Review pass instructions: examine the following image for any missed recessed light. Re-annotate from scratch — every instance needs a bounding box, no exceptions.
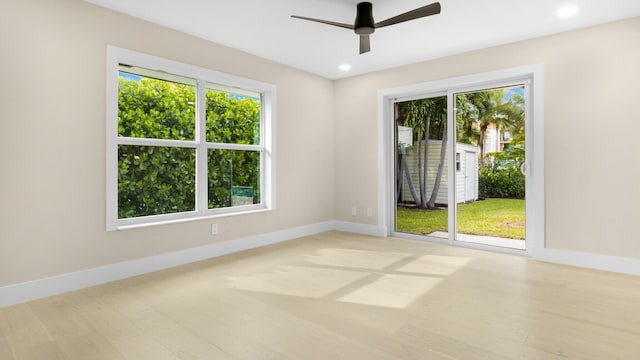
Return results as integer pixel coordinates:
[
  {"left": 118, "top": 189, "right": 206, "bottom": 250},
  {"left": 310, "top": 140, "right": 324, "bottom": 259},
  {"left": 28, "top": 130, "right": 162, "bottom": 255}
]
[
  {"left": 557, "top": 5, "right": 579, "bottom": 18},
  {"left": 339, "top": 63, "right": 351, "bottom": 72}
]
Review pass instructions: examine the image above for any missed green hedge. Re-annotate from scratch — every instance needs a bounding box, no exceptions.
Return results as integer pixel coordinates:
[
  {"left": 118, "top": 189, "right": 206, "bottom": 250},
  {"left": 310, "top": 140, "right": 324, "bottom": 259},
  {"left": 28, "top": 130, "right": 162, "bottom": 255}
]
[
  {"left": 118, "top": 76, "right": 260, "bottom": 219},
  {"left": 478, "top": 160, "right": 525, "bottom": 199}
]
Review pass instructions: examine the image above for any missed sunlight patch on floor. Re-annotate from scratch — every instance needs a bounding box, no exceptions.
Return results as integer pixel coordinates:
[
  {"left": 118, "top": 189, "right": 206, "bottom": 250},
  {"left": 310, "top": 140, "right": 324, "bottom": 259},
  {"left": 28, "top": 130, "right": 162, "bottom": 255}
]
[
  {"left": 396, "top": 255, "right": 471, "bottom": 276},
  {"left": 305, "top": 248, "right": 411, "bottom": 270},
  {"left": 337, "top": 274, "right": 442, "bottom": 309},
  {"left": 223, "top": 265, "right": 369, "bottom": 298},
  {"left": 223, "top": 248, "right": 472, "bottom": 308}
]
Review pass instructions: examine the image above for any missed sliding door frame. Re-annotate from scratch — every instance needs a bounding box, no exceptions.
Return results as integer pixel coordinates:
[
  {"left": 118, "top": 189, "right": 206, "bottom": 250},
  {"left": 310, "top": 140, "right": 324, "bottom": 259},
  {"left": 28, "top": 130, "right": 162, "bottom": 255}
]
[{"left": 378, "top": 64, "right": 544, "bottom": 257}]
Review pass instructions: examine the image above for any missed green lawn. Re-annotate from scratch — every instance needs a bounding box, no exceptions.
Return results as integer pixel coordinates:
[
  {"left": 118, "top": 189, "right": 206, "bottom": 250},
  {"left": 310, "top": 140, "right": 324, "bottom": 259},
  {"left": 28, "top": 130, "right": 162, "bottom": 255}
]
[{"left": 396, "top": 198, "right": 525, "bottom": 239}]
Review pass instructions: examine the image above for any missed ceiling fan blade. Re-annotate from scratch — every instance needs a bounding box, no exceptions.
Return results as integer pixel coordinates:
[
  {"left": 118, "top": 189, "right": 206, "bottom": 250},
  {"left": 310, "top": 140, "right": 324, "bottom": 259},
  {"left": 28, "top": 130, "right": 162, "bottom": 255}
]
[
  {"left": 360, "top": 35, "right": 371, "bottom": 54},
  {"left": 375, "top": 2, "right": 441, "bottom": 28},
  {"left": 291, "top": 15, "right": 354, "bottom": 30}
]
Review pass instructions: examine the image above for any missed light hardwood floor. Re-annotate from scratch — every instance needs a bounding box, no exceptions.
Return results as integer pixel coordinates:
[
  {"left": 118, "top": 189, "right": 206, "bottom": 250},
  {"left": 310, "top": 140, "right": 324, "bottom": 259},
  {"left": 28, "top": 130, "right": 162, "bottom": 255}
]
[{"left": 2, "top": 231, "right": 640, "bottom": 359}]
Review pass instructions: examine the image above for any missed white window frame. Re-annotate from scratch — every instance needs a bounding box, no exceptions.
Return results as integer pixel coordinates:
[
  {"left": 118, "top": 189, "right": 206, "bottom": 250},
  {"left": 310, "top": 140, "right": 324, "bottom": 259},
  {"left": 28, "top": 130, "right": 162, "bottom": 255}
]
[{"left": 106, "top": 46, "right": 276, "bottom": 231}]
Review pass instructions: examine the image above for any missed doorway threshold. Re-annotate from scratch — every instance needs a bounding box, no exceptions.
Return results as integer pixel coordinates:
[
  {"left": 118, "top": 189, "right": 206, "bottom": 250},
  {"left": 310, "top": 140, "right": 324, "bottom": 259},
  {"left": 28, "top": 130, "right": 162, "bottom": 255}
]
[{"left": 428, "top": 231, "right": 525, "bottom": 250}]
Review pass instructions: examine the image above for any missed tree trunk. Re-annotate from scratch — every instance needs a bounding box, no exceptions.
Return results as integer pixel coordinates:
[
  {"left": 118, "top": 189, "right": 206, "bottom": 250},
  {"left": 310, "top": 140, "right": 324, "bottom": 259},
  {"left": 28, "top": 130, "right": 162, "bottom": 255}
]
[
  {"left": 478, "top": 125, "right": 487, "bottom": 168},
  {"left": 397, "top": 152, "right": 404, "bottom": 202},
  {"left": 417, "top": 136, "right": 424, "bottom": 207},
  {"left": 420, "top": 115, "right": 431, "bottom": 208},
  {"left": 401, "top": 149, "right": 420, "bottom": 204},
  {"left": 428, "top": 119, "right": 447, "bottom": 208}
]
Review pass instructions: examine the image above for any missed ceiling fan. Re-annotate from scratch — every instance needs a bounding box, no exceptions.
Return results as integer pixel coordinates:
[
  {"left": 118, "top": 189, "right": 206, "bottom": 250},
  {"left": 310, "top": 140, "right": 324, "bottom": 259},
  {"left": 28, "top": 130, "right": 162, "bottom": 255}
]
[{"left": 291, "top": 2, "right": 441, "bottom": 54}]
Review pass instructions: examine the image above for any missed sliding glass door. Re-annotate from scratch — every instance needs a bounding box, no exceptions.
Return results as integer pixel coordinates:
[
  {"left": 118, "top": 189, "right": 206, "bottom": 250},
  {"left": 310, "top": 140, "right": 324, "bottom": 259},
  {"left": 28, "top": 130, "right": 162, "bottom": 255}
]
[
  {"left": 453, "top": 85, "right": 527, "bottom": 250},
  {"left": 392, "top": 81, "right": 532, "bottom": 252},
  {"left": 394, "top": 95, "right": 448, "bottom": 240}
]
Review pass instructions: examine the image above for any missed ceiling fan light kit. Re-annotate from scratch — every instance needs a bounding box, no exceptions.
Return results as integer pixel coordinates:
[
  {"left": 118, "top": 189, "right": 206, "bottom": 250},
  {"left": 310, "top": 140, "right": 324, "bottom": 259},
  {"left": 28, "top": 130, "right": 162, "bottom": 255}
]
[{"left": 292, "top": 1, "right": 441, "bottom": 54}]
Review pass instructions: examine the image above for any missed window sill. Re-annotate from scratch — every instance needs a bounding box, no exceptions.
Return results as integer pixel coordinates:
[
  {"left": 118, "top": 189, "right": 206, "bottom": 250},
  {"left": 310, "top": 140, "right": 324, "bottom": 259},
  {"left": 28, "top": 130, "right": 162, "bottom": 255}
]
[{"left": 110, "top": 207, "right": 272, "bottom": 231}]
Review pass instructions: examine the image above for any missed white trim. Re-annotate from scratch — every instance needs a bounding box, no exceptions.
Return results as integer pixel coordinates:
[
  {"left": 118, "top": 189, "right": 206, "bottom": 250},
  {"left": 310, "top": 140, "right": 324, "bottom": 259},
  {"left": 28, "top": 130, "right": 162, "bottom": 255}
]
[
  {"left": 334, "top": 221, "right": 386, "bottom": 237},
  {"left": 377, "top": 95, "right": 392, "bottom": 237},
  {"left": 537, "top": 248, "right": 640, "bottom": 276},
  {"left": 451, "top": 239, "right": 530, "bottom": 257},
  {"left": 196, "top": 79, "right": 208, "bottom": 213},
  {"left": 116, "top": 207, "right": 271, "bottom": 231},
  {"left": 393, "top": 232, "right": 449, "bottom": 245},
  {"left": 378, "top": 64, "right": 545, "bottom": 257},
  {"left": 528, "top": 71, "right": 545, "bottom": 257},
  {"left": 116, "top": 137, "right": 198, "bottom": 148},
  {"left": 447, "top": 90, "right": 456, "bottom": 245},
  {"left": 106, "top": 45, "right": 276, "bottom": 231},
  {"left": 392, "top": 231, "right": 529, "bottom": 257},
  {"left": 106, "top": 48, "right": 119, "bottom": 231},
  {"left": 110, "top": 46, "right": 274, "bottom": 94},
  {"left": 0, "top": 221, "right": 334, "bottom": 308},
  {"left": 393, "top": 230, "right": 640, "bottom": 273},
  {"left": 263, "top": 89, "right": 276, "bottom": 211}
]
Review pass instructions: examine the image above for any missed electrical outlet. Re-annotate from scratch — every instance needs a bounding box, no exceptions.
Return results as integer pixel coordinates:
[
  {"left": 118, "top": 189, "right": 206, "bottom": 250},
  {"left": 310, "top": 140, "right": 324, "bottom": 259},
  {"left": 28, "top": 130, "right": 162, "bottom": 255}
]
[
  {"left": 211, "top": 224, "right": 218, "bottom": 235},
  {"left": 351, "top": 207, "right": 357, "bottom": 216},
  {"left": 367, "top": 208, "right": 373, "bottom": 217}
]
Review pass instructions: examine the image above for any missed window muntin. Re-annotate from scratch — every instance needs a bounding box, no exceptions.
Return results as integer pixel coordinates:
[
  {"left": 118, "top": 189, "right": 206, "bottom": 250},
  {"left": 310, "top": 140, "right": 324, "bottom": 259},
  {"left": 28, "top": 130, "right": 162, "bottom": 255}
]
[{"left": 107, "top": 47, "right": 274, "bottom": 230}]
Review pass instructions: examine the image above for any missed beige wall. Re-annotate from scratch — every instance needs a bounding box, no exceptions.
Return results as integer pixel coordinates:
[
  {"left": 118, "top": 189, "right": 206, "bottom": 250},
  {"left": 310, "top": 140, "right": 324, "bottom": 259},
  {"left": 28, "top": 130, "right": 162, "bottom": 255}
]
[
  {"left": 0, "top": 0, "right": 335, "bottom": 286},
  {"left": 334, "top": 17, "right": 640, "bottom": 258}
]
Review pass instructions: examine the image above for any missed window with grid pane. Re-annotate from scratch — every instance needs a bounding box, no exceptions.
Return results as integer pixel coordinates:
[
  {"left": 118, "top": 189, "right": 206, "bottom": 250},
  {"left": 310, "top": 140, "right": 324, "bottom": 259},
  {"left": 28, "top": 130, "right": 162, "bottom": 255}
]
[{"left": 106, "top": 47, "right": 274, "bottom": 230}]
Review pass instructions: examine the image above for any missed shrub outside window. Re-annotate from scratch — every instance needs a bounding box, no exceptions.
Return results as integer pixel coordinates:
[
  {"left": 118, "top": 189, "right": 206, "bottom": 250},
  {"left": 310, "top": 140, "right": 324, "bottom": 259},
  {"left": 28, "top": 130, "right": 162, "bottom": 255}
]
[{"left": 106, "top": 47, "right": 275, "bottom": 230}]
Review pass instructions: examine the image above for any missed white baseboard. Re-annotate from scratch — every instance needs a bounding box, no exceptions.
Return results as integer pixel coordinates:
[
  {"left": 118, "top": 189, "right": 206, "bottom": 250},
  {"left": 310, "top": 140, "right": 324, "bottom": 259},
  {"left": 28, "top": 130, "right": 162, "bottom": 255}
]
[
  {"left": 0, "top": 221, "right": 334, "bottom": 308},
  {"left": 333, "top": 221, "right": 386, "bottom": 237},
  {"left": 536, "top": 247, "right": 640, "bottom": 276}
]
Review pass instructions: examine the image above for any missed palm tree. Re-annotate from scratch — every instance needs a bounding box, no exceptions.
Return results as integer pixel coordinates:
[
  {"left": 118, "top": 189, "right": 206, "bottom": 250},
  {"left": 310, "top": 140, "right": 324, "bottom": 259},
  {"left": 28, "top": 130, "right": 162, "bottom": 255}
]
[
  {"left": 456, "top": 88, "right": 524, "bottom": 164},
  {"left": 396, "top": 97, "right": 446, "bottom": 209},
  {"left": 428, "top": 116, "right": 446, "bottom": 208},
  {"left": 395, "top": 103, "right": 420, "bottom": 204},
  {"left": 397, "top": 88, "right": 523, "bottom": 209}
]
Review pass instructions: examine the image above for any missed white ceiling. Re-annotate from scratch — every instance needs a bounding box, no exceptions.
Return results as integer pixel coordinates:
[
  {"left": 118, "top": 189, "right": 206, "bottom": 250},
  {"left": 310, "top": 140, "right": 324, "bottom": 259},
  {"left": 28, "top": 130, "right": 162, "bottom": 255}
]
[{"left": 85, "top": 0, "right": 640, "bottom": 79}]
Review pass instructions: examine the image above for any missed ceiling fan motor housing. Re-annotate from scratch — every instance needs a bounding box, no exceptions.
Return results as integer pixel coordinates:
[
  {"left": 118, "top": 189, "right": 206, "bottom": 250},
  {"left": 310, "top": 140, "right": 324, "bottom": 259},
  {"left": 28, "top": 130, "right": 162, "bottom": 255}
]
[{"left": 355, "top": 2, "right": 375, "bottom": 35}]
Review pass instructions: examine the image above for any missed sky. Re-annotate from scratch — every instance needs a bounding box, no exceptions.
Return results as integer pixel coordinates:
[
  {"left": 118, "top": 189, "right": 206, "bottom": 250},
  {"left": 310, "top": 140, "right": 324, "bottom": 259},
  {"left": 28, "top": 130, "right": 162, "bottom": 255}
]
[
  {"left": 119, "top": 71, "right": 141, "bottom": 81},
  {"left": 503, "top": 86, "right": 524, "bottom": 102}
]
